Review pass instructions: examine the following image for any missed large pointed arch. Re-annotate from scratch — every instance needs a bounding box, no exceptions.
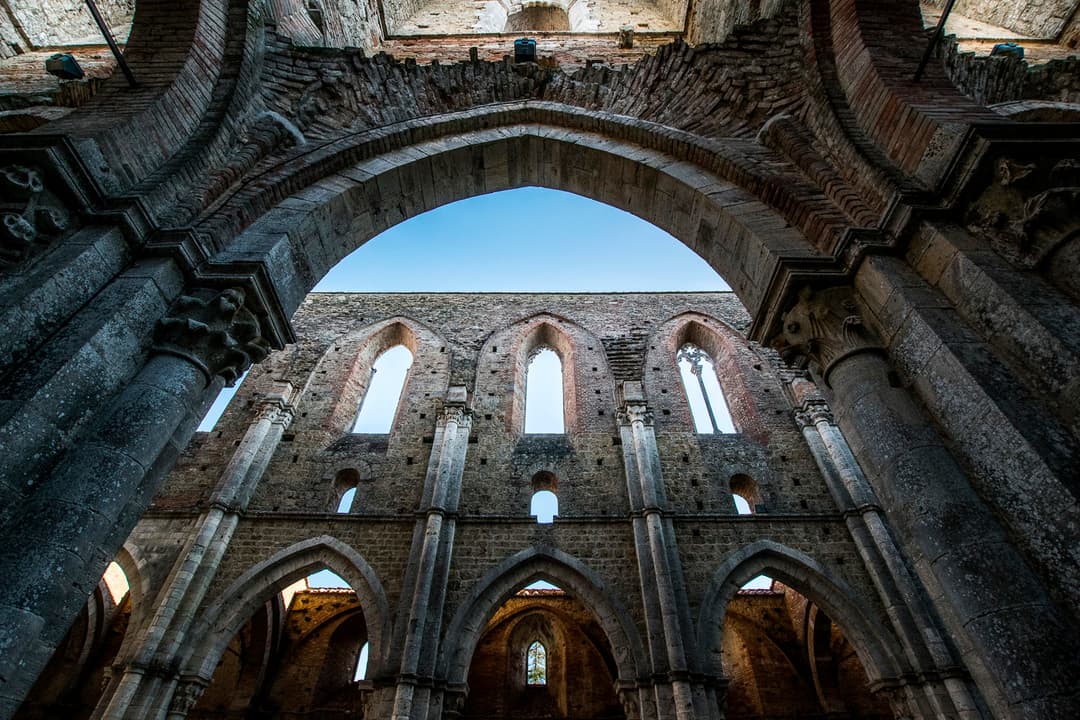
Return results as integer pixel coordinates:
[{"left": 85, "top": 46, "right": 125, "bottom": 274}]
[
  {"left": 438, "top": 547, "right": 649, "bottom": 690},
  {"left": 196, "top": 104, "right": 844, "bottom": 337},
  {"left": 179, "top": 535, "right": 391, "bottom": 685},
  {"left": 695, "top": 540, "right": 905, "bottom": 685}
]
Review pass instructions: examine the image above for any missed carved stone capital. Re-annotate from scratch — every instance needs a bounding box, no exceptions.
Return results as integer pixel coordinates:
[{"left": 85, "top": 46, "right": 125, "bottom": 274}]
[
  {"left": 0, "top": 164, "right": 71, "bottom": 269},
  {"left": 441, "top": 404, "right": 471, "bottom": 427},
  {"left": 966, "top": 155, "right": 1080, "bottom": 268},
  {"left": 168, "top": 677, "right": 208, "bottom": 715},
  {"left": 618, "top": 403, "right": 653, "bottom": 427},
  {"left": 794, "top": 398, "right": 834, "bottom": 428},
  {"left": 773, "top": 286, "right": 883, "bottom": 383},
  {"left": 153, "top": 288, "right": 270, "bottom": 385}
]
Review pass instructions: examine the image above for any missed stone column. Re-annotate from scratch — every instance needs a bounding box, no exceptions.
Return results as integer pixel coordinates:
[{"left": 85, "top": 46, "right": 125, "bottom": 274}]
[
  {"left": 0, "top": 288, "right": 270, "bottom": 720},
  {"left": 790, "top": 378, "right": 980, "bottom": 719},
  {"left": 617, "top": 382, "right": 697, "bottom": 720},
  {"left": 97, "top": 383, "right": 295, "bottom": 720},
  {"left": 390, "top": 389, "right": 471, "bottom": 720},
  {"left": 776, "top": 286, "right": 1080, "bottom": 719}
]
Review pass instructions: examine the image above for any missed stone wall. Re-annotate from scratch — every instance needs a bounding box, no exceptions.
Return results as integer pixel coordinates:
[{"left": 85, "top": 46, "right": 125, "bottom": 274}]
[
  {"left": 0, "top": 0, "right": 133, "bottom": 51},
  {"left": 925, "top": 0, "right": 1079, "bottom": 39},
  {"left": 941, "top": 35, "right": 1080, "bottom": 104}
]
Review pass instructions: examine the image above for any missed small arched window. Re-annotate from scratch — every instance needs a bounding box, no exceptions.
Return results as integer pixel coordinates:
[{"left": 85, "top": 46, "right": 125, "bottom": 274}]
[
  {"left": 526, "top": 640, "right": 547, "bottom": 685},
  {"left": 524, "top": 348, "right": 565, "bottom": 434},
  {"left": 530, "top": 490, "right": 558, "bottom": 524},
  {"left": 337, "top": 487, "right": 356, "bottom": 513},
  {"left": 103, "top": 561, "right": 130, "bottom": 604},
  {"left": 353, "top": 345, "right": 414, "bottom": 433},
  {"left": 677, "top": 344, "right": 735, "bottom": 434},
  {"left": 730, "top": 473, "right": 758, "bottom": 515},
  {"left": 353, "top": 641, "right": 369, "bottom": 682}
]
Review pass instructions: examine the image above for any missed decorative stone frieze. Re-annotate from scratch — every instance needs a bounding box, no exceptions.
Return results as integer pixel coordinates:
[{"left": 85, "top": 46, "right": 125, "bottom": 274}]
[
  {"left": 773, "top": 287, "right": 884, "bottom": 383},
  {"left": 152, "top": 288, "right": 271, "bottom": 385},
  {"left": 167, "top": 677, "right": 208, "bottom": 715},
  {"left": 0, "top": 164, "right": 71, "bottom": 269}
]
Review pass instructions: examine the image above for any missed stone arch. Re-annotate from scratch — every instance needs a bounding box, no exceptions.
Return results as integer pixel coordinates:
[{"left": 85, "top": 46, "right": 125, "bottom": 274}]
[
  {"left": 39, "top": 0, "right": 255, "bottom": 192},
  {"left": 476, "top": 311, "right": 613, "bottom": 435},
  {"left": 695, "top": 540, "right": 904, "bottom": 685},
  {"left": 316, "top": 316, "right": 448, "bottom": 434},
  {"left": 110, "top": 541, "right": 152, "bottom": 662},
  {"left": 438, "top": 547, "right": 649, "bottom": 690},
  {"left": 646, "top": 311, "right": 772, "bottom": 443},
  {"left": 808, "top": 0, "right": 1005, "bottom": 186},
  {"left": 179, "top": 535, "right": 391, "bottom": 685},
  {"left": 198, "top": 104, "right": 841, "bottom": 325}
]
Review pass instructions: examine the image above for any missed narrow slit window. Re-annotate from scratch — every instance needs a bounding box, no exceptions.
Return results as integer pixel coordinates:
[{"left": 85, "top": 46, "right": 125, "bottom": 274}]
[
  {"left": 677, "top": 344, "right": 735, "bottom": 434},
  {"left": 526, "top": 641, "right": 547, "bottom": 685},
  {"left": 337, "top": 487, "right": 356, "bottom": 513},
  {"left": 353, "top": 345, "right": 413, "bottom": 433},
  {"left": 524, "top": 348, "right": 565, "bottom": 433},
  {"left": 102, "top": 561, "right": 129, "bottom": 604},
  {"left": 354, "top": 641, "right": 369, "bottom": 682}
]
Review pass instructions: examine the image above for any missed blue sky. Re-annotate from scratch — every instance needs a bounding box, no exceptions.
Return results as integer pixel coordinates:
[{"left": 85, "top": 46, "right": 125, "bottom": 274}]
[
  {"left": 313, "top": 187, "right": 728, "bottom": 292},
  {"left": 199, "top": 187, "right": 728, "bottom": 431}
]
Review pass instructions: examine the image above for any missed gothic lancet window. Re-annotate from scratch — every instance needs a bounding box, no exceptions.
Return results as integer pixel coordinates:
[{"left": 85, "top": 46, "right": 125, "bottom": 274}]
[
  {"left": 352, "top": 344, "right": 413, "bottom": 433},
  {"left": 526, "top": 640, "right": 547, "bottom": 685},
  {"left": 524, "top": 347, "right": 565, "bottom": 433},
  {"left": 353, "top": 641, "right": 369, "bottom": 682},
  {"left": 677, "top": 344, "right": 735, "bottom": 433}
]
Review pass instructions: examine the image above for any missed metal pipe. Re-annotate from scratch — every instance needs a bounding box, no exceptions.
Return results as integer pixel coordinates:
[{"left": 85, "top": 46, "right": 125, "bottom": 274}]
[
  {"left": 84, "top": 0, "right": 136, "bottom": 88},
  {"left": 914, "top": 0, "right": 958, "bottom": 81}
]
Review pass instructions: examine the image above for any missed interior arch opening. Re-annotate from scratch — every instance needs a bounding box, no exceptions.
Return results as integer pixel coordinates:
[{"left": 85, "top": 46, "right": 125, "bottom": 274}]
[
  {"left": 190, "top": 567, "right": 370, "bottom": 719},
  {"left": 504, "top": 5, "right": 572, "bottom": 32},
  {"left": 462, "top": 579, "right": 624, "bottom": 720},
  {"left": 721, "top": 580, "right": 892, "bottom": 719}
]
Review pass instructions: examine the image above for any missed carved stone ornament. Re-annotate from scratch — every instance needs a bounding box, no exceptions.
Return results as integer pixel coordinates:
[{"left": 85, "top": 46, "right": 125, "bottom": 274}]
[
  {"left": 617, "top": 403, "right": 654, "bottom": 427},
  {"left": 168, "top": 679, "right": 207, "bottom": 715},
  {"left": 0, "top": 164, "right": 71, "bottom": 269},
  {"left": 153, "top": 288, "right": 270, "bottom": 385},
  {"left": 773, "top": 287, "right": 883, "bottom": 383},
  {"left": 966, "top": 156, "right": 1080, "bottom": 268}
]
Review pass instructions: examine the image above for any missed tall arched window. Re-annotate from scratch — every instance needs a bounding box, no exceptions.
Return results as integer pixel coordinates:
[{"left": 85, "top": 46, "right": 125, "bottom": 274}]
[
  {"left": 524, "top": 347, "right": 565, "bottom": 433},
  {"left": 352, "top": 344, "right": 413, "bottom": 433},
  {"left": 353, "top": 641, "right": 369, "bottom": 682},
  {"left": 526, "top": 640, "right": 547, "bottom": 685},
  {"left": 530, "top": 490, "right": 558, "bottom": 524},
  {"left": 677, "top": 344, "right": 735, "bottom": 433}
]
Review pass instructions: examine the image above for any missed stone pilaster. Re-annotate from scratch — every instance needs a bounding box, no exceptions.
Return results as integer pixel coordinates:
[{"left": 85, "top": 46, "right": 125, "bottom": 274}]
[
  {"left": 0, "top": 288, "right": 271, "bottom": 720},
  {"left": 776, "top": 285, "right": 1080, "bottom": 718},
  {"left": 617, "top": 382, "right": 698, "bottom": 720},
  {"left": 98, "top": 384, "right": 295, "bottom": 719},
  {"left": 391, "top": 389, "right": 471, "bottom": 720},
  {"left": 790, "top": 379, "right": 981, "bottom": 719}
]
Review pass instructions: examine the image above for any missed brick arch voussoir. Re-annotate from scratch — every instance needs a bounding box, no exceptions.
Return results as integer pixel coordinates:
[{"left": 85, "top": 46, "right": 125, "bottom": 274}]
[
  {"left": 179, "top": 535, "right": 391, "bottom": 686},
  {"left": 36, "top": 0, "right": 249, "bottom": 192},
  {"left": 204, "top": 104, "right": 836, "bottom": 323},
  {"left": 822, "top": 0, "right": 1005, "bottom": 186},
  {"left": 438, "top": 547, "right": 649, "bottom": 688},
  {"left": 695, "top": 539, "right": 904, "bottom": 684}
]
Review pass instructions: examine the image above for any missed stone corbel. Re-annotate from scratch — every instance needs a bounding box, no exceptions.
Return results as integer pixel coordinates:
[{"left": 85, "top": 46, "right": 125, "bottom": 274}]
[{"left": 152, "top": 288, "right": 271, "bottom": 385}]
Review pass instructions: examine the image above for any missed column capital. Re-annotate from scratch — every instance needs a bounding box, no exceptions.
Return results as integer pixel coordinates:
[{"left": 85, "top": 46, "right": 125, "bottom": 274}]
[
  {"left": 153, "top": 288, "right": 271, "bottom": 385},
  {"left": 774, "top": 286, "right": 884, "bottom": 385},
  {"left": 168, "top": 676, "right": 209, "bottom": 715},
  {"left": 617, "top": 403, "right": 654, "bottom": 427}
]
